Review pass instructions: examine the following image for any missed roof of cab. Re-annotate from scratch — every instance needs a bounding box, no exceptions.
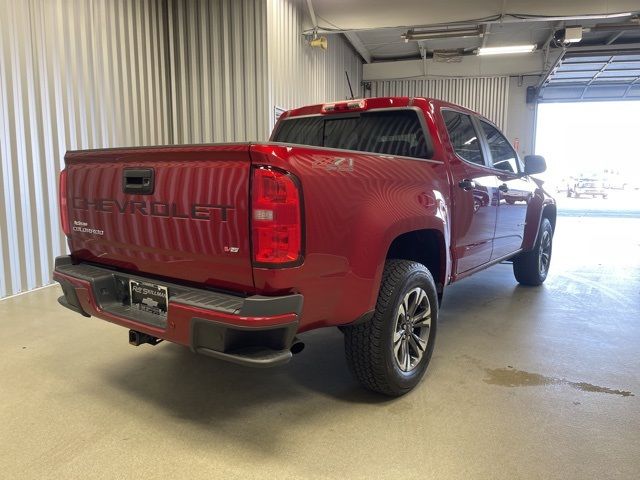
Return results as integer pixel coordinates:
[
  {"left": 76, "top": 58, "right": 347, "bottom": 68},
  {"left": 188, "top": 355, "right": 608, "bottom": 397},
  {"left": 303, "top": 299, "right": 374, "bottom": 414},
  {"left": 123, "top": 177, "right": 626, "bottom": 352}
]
[{"left": 283, "top": 96, "right": 482, "bottom": 120}]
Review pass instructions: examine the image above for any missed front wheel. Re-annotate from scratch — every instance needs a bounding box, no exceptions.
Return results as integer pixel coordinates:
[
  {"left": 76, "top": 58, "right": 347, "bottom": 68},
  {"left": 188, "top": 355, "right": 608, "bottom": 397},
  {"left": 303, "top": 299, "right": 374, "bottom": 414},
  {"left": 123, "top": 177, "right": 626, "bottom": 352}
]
[
  {"left": 344, "top": 260, "right": 438, "bottom": 396},
  {"left": 513, "top": 218, "right": 553, "bottom": 286}
]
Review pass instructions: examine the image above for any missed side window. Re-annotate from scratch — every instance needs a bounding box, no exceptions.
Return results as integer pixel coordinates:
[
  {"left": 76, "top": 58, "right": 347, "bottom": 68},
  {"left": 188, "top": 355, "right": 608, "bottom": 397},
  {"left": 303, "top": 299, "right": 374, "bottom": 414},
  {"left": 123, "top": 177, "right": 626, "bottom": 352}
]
[
  {"left": 357, "top": 110, "right": 428, "bottom": 158},
  {"left": 442, "top": 110, "right": 484, "bottom": 166},
  {"left": 479, "top": 121, "right": 519, "bottom": 174}
]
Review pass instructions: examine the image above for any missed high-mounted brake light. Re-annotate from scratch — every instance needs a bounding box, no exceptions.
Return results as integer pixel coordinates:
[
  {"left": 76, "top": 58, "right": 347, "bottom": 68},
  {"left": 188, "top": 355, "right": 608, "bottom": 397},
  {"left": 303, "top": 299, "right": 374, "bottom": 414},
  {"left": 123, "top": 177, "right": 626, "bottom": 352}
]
[
  {"left": 251, "top": 167, "right": 303, "bottom": 266},
  {"left": 59, "top": 169, "right": 70, "bottom": 236},
  {"left": 322, "top": 99, "right": 366, "bottom": 113}
]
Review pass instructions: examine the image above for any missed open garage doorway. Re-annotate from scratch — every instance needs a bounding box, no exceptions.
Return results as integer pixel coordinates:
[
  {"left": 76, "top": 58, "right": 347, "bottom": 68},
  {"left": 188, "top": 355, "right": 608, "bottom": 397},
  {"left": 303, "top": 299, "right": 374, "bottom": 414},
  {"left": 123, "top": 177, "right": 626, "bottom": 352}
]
[
  {"left": 535, "top": 101, "right": 640, "bottom": 276},
  {"left": 535, "top": 101, "right": 640, "bottom": 218}
]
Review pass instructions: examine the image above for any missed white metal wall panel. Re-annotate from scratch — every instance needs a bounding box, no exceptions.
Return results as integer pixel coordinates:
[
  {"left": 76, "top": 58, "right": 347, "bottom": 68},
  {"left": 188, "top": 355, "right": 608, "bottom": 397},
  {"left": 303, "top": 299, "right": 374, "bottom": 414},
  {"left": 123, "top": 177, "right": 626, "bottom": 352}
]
[
  {"left": 167, "top": 0, "right": 270, "bottom": 143},
  {"left": 0, "top": 0, "right": 362, "bottom": 299},
  {"left": 368, "top": 77, "right": 510, "bottom": 130},
  {"left": 0, "top": 0, "right": 171, "bottom": 298},
  {"left": 267, "top": 0, "right": 363, "bottom": 130}
]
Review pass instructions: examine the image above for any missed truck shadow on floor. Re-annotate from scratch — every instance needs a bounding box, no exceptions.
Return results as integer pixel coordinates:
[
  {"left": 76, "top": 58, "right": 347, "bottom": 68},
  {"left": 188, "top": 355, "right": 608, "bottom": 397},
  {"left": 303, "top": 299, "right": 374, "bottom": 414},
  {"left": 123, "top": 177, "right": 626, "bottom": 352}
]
[
  {"left": 97, "top": 327, "right": 397, "bottom": 452},
  {"left": 101, "top": 267, "right": 532, "bottom": 396},
  {"left": 98, "top": 266, "right": 541, "bottom": 451}
]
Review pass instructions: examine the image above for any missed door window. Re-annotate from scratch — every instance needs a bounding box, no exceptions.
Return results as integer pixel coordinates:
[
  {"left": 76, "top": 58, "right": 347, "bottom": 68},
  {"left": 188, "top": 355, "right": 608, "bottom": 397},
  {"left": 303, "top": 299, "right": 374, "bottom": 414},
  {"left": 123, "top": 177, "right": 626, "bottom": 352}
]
[
  {"left": 442, "top": 110, "right": 485, "bottom": 166},
  {"left": 479, "top": 121, "right": 521, "bottom": 174}
]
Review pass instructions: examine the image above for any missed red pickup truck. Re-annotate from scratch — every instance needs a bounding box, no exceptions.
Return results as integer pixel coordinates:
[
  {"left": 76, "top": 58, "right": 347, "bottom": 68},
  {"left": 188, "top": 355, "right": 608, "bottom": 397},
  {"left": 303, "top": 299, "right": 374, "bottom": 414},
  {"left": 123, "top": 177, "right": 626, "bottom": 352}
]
[{"left": 54, "top": 96, "right": 556, "bottom": 396}]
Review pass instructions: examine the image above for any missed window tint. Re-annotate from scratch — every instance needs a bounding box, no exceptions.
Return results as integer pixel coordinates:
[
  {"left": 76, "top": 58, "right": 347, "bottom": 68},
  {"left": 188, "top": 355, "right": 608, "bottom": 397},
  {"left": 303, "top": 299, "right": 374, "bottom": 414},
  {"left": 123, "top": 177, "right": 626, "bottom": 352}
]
[
  {"left": 479, "top": 121, "right": 519, "bottom": 174},
  {"left": 442, "top": 110, "right": 484, "bottom": 166},
  {"left": 324, "top": 117, "right": 359, "bottom": 150},
  {"left": 273, "top": 110, "right": 429, "bottom": 159},
  {"left": 272, "top": 116, "right": 323, "bottom": 147}
]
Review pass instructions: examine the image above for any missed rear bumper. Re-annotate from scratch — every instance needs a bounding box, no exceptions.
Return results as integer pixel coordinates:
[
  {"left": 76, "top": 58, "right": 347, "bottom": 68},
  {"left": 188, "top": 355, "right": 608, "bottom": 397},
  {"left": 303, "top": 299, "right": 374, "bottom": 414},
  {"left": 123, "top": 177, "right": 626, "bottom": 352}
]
[{"left": 53, "top": 256, "right": 303, "bottom": 367}]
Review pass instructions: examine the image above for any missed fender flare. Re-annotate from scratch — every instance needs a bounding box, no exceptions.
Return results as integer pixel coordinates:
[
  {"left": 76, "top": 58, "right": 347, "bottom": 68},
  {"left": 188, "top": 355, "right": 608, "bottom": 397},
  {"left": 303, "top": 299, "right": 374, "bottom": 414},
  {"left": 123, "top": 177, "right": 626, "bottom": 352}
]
[
  {"left": 522, "top": 195, "right": 557, "bottom": 251},
  {"left": 349, "top": 213, "right": 451, "bottom": 309}
]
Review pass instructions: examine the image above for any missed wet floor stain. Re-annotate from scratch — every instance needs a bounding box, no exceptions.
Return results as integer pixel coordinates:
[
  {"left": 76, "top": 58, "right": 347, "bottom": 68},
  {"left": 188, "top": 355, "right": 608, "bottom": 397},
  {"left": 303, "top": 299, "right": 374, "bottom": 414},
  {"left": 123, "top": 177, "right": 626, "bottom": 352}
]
[{"left": 483, "top": 367, "right": 634, "bottom": 397}]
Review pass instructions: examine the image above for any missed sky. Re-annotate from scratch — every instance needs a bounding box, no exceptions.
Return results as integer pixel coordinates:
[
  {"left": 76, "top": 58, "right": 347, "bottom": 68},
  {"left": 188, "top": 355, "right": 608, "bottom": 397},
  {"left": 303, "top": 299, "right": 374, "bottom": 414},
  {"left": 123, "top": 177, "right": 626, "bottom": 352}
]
[{"left": 535, "top": 101, "right": 640, "bottom": 182}]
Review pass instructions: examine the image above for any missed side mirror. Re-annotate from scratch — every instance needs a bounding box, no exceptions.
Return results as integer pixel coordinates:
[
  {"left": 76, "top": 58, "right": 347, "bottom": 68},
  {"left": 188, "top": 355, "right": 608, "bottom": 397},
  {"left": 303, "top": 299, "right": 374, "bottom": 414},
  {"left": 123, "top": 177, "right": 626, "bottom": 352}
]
[{"left": 524, "top": 155, "right": 546, "bottom": 175}]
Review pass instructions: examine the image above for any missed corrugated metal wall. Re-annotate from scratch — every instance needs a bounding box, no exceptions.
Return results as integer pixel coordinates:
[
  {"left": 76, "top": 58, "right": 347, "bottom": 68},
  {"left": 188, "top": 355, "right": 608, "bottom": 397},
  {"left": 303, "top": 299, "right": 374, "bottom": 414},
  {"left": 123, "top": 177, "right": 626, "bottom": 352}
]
[
  {"left": 0, "top": 0, "right": 171, "bottom": 298},
  {"left": 166, "top": 0, "right": 270, "bottom": 143},
  {"left": 166, "top": 0, "right": 363, "bottom": 142},
  {"left": 267, "top": 0, "right": 363, "bottom": 130},
  {"left": 0, "top": 0, "right": 363, "bottom": 298},
  {"left": 368, "top": 77, "right": 510, "bottom": 130}
]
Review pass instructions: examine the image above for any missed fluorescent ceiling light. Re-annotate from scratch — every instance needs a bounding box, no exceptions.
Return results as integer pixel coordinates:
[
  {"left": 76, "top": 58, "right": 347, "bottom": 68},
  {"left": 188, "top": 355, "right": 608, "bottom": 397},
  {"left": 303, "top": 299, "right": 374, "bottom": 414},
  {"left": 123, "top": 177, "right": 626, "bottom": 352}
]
[
  {"left": 477, "top": 45, "right": 536, "bottom": 55},
  {"left": 402, "top": 27, "right": 482, "bottom": 42}
]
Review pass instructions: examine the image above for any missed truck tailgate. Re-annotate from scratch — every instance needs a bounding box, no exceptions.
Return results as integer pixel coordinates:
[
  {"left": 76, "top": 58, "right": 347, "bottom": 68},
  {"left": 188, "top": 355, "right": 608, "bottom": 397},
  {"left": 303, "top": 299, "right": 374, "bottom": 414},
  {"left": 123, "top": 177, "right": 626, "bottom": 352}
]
[{"left": 63, "top": 144, "right": 253, "bottom": 291}]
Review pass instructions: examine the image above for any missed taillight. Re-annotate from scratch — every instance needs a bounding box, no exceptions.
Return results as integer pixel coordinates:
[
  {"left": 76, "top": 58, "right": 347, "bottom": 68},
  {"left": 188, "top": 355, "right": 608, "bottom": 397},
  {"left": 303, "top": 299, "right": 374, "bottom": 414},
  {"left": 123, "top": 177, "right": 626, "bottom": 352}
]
[
  {"left": 59, "top": 169, "right": 70, "bottom": 236},
  {"left": 251, "top": 166, "right": 303, "bottom": 266}
]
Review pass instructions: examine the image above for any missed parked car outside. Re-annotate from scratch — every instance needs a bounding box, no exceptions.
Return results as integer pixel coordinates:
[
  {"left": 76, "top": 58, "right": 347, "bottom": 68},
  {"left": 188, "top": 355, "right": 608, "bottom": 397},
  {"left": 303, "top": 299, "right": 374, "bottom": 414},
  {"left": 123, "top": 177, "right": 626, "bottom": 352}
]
[{"left": 567, "top": 178, "right": 608, "bottom": 198}]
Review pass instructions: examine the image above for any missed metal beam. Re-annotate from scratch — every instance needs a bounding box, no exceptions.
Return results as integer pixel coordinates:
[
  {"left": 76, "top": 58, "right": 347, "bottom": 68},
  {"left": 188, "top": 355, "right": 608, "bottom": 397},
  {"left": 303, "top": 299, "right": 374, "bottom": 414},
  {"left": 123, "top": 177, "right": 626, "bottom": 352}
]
[
  {"left": 537, "top": 47, "right": 566, "bottom": 88},
  {"left": 481, "top": 24, "right": 491, "bottom": 49},
  {"left": 541, "top": 21, "right": 563, "bottom": 69},
  {"left": 307, "top": 0, "right": 372, "bottom": 63},
  {"left": 307, "top": 9, "right": 638, "bottom": 32},
  {"left": 568, "top": 58, "right": 640, "bottom": 64},
  {"left": 562, "top": 42, "right": 640, "bottom": 55},
  {"left": 343, "top": 31, "right": 372, "bottom": 63},
  {"left": 545, "top": 81, "right": 638, "bottom": 87},
  {"left": 305, "top": 0, "right": 318, "bottom": 28},
  {"left": 553, "top": 67, "right": 640, "bottom": 74}
]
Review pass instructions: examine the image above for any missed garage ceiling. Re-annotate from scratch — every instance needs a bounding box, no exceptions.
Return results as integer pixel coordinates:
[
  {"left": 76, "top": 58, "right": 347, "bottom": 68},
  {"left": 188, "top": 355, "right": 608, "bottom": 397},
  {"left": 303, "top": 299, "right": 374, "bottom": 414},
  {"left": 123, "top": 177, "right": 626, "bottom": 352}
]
[
  {"left": 307, "top": 1, "right": 640, "bottom": 61},
  {"left": 306, "top": 1, "right": 640, "bottom": 101},
  {"left": 351, "top": 20, "right": 640, "bottom": 62}
]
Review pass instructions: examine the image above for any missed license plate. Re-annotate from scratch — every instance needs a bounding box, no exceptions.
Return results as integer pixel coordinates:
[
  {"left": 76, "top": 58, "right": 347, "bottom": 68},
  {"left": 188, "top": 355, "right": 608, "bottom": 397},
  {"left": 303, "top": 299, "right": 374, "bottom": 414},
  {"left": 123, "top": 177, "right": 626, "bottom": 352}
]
[{"left": 129, "top": 280, "right": 168, "bottom": 318}]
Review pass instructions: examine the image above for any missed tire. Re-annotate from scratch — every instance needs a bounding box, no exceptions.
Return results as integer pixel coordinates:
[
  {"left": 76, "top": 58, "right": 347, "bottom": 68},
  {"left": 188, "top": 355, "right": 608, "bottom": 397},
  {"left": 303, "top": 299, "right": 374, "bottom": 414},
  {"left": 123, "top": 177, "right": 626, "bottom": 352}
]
[
  {"left": 513, "top": 217, "right": 553, "bottom": 286},
  {"left": 344, "top": 260, "right": 438, "bottom": 396}
]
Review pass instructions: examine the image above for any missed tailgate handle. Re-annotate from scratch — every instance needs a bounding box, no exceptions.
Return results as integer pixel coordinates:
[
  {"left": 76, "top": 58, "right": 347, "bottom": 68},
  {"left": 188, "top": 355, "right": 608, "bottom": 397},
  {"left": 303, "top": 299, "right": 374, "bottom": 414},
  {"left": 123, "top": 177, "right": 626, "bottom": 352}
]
[{"left": 123, "top": 168, "right": 154, "bottom": 195}]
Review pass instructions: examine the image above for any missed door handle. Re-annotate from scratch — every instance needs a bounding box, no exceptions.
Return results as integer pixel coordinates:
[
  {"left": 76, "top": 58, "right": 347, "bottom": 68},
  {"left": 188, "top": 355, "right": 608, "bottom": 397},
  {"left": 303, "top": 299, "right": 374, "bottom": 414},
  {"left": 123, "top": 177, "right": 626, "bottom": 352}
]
[
  {"left": 458, "top": 179, "right": 476, "bottom": 191},
  {"left": 498, "top": 183, "right": 509, "bottom": 193}
]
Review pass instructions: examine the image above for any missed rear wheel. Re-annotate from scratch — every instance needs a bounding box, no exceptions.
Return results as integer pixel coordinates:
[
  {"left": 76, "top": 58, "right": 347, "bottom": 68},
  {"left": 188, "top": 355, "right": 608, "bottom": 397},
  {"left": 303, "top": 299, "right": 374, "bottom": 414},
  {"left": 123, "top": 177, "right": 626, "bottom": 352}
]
[
  {"left": 344, "top": 260, "right": 437, "bottom": 396},
  {"left": 513, "top": 218, "right": 553, "bottom": 286}
]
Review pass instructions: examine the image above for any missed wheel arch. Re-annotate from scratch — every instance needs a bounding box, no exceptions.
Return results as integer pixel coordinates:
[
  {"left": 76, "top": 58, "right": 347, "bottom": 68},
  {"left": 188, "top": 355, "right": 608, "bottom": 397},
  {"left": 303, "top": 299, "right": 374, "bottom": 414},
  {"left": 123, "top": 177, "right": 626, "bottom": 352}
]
[{"left": 385, "top": 228, "right": 448, "bottom": 299}]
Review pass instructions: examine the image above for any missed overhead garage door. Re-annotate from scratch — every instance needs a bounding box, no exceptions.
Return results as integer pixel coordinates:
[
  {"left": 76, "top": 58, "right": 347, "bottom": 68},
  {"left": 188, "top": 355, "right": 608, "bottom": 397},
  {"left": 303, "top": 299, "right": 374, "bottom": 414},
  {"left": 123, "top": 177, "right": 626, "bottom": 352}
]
[{"left": 539, "top": 48, "right": 640, "bottom": 102}]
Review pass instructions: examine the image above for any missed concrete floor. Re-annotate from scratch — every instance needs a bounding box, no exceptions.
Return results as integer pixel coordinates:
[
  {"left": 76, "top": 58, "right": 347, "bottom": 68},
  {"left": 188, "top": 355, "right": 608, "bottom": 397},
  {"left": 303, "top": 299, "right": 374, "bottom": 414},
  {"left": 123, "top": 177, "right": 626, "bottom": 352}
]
[{"left": 1, "top": 215, "right": 639, "bottom": 480}]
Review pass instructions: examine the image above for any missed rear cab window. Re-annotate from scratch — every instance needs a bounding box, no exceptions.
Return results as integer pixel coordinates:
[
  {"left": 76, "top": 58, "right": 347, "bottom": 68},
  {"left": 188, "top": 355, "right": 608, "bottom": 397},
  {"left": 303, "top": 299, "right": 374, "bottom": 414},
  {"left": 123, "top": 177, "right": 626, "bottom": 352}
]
[{"left": 272, "top": 110, "right": 430, "bottom": 159}]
